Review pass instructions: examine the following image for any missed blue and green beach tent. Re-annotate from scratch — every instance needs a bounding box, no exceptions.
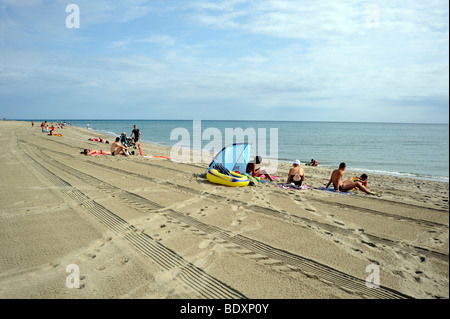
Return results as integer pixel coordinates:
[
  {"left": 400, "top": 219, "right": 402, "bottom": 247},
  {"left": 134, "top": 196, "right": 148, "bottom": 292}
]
[{"left": 209, "top": 143, "right": 251, "bottom": 174}]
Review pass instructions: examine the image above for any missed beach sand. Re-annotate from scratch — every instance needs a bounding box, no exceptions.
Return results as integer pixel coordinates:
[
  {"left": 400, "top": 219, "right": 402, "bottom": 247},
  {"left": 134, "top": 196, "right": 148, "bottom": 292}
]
[{"left": 0, "top": 120, "right": 448, "bottom": 299}]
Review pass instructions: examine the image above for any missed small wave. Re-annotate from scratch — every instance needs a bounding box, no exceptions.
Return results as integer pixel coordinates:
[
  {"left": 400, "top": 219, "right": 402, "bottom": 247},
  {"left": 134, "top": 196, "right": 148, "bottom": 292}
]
[
  {"left": 88, "top": 127, "right": 119, "bottom": 138},
  {"left": 279, "top": 158, "right": 449, "bottom": 183},
  {"left": 350, "top": 167, "right": 449, "bottom": 183}
]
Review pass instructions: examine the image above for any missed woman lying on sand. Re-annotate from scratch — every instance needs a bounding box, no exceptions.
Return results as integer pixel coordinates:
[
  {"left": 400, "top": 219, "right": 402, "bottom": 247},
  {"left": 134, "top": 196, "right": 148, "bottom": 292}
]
[
  {"left": 81, "top": 149, "right": 111, "bottom": 156},
  {"left": 48, "top": 130, "right": 63, "bottom": 137},
  {"left": 89, "top": 137, "right": 109, "bottom": 143}
]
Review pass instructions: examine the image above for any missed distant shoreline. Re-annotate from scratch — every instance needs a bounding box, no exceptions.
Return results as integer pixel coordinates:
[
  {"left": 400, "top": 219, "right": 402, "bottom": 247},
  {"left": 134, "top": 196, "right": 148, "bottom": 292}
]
[
  {"left": 7, "top": 118, "right": 450, "bottom": 125},
  {"left": 8, "top": 119, "right": 449, "bottom": 183}
]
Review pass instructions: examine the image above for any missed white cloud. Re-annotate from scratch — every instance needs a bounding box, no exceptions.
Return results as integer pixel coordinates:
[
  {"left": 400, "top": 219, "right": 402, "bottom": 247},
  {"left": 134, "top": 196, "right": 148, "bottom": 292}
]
[
  {"left": 190, "top": 1, "right": 449, "bottom": 97},
  {"left": 0, "top": 0, "right": 448, "bottom": 122},
  {"left": 138, "top": 34, "right": 176, "bottom": 46}
]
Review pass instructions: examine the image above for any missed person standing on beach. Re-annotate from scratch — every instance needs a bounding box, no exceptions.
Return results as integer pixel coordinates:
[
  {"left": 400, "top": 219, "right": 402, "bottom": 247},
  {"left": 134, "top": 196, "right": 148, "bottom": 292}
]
[
  {"left": 130, "top": 125, "right": 141, "bottom": 143},
  {"left": 326, "top": 163, "right": 375, "bottom": 195}
]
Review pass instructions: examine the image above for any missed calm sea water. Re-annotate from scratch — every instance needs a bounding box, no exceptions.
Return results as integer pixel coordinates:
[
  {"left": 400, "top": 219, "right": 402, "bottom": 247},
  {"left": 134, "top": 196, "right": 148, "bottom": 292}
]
[{"left": 67, "top": 120, "right": 449, "bottom": 182}]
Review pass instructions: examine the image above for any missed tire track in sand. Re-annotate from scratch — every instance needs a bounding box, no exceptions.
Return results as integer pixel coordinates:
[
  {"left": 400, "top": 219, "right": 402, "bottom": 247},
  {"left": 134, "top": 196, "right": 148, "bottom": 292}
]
[
  {"left": 35, "top": 143, "right": 449, "bottom": 264},
  {"left": 16, "top": 140, "right": 246, "bottom": 299},
  {"left": 21, "top": 141, "right": 414, "bottom": 299}
]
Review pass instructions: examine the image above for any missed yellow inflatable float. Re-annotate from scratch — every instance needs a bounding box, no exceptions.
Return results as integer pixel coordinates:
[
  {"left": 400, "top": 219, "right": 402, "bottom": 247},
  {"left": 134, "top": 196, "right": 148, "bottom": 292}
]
[{"left": 207, "top": 168, "right": 250, "bottom": 187}]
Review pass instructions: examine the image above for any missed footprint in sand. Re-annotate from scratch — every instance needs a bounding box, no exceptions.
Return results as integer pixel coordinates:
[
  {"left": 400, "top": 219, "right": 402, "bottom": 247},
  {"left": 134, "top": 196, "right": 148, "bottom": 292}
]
[
  {"left": 231, "top": 210, "right": 247, "bottom": 226},
  {"left": 199, "top": 238, "right": 214, "bottom": 249},
  {"left": 119, "top": 257, "right": 130, "bottom": 265},
  {"left": 198, "top": 207, "right": 208, "bottom": 216}
]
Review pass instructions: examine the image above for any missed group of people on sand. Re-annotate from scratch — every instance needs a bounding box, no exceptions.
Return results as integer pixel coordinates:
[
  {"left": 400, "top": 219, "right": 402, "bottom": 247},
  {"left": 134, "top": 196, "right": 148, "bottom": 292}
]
[
  {"left": 79, "top": 123, "right": 375, "bottom": 195},
  {"left": 246, "top": 156, "right": 376, "bottom": 195},
  {"left": 326, "top": 162, "right": 375, "bottom": 195},
  {"left": 38, "top": 121, "right": 64, "bottom": 136},
  {"left": 82, "top": 125, "right": 141, "bottom": 157}
]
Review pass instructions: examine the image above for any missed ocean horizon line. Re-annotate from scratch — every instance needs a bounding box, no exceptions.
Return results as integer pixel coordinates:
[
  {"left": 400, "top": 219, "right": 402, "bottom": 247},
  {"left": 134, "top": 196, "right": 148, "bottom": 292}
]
[{"left": 8, "top": 119, "right": 450, "bottom": 125}]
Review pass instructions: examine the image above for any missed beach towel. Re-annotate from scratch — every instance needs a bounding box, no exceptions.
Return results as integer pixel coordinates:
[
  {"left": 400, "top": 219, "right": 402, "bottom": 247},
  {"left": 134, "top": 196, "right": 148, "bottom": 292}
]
[
  {"left": 142, "top": 155, "right": 170, "bottom": 159},
  {"left": 318, "top": 187, "right": 353, "bottom": 195},
  {"left": 86, "top": 150, "right": 110, "bottom": 156},
  {"left": 260, "top": 175, "right": 279, "bottom": 180},
  {"left": 243, "top": 173, "right": 259, "bottom": 186},
  {"left": 277, "top": 184, "right": 313, "bottom": 191}
]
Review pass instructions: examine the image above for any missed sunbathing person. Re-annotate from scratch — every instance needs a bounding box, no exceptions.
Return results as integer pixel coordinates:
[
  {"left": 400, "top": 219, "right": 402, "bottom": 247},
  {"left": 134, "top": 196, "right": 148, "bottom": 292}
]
[
  {"left": 286, "top": 160, "right": 305, "bottom": 186},
  {"left": 89, "top": 137, "right": 110, "bottom": 143},
  {"left": 307, "top": 159, "right": 318, "bottom": 166},
  {"left": 48, "top": 130, "right": 63, "bottom": 136},
  {"left": 111, "top": 137, "right": 129, "bottom": 156},
  {"left": 246, "top": 156, "right": 274, "bottom": 181},
  {"left": 81, "top": 149, "right": 111, "bottom": 156},
  {"left": 326, "top": 163, "right": 375, "bottom": 195}
]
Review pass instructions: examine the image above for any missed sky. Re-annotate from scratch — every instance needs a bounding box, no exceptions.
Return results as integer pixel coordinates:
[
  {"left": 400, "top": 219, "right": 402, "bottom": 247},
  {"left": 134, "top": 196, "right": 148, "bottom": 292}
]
[{"left": 0, "top": 0, "right": 448, "bottom": 123}]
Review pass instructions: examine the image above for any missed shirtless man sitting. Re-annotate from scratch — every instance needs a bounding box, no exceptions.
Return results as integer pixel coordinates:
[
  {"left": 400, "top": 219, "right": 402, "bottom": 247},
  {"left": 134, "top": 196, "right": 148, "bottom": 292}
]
[
  {"left": 326, "top": 163, "right": 375, "bottom": 195},
  {"left": 110, "top": 137, "right": 129, "bottom": 156}
]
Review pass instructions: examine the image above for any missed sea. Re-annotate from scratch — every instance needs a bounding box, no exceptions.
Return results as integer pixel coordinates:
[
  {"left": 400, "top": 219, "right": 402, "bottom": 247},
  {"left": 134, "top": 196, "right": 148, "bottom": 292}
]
[{"left": 63, "top": 120, "right": 449, "bottom": 183}]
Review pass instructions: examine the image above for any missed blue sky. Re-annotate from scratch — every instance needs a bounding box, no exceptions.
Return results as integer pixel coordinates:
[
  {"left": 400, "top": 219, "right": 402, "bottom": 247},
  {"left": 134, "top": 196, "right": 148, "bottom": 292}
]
[{"left": 0, "top": 0, "right": 448, "bottom": 123}]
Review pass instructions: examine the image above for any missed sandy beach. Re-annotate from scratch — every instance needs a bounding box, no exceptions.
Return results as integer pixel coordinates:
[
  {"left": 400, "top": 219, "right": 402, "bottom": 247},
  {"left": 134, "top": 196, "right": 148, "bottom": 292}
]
[{"left": 0, "top": 120, "right": 448, "bottom": 300}]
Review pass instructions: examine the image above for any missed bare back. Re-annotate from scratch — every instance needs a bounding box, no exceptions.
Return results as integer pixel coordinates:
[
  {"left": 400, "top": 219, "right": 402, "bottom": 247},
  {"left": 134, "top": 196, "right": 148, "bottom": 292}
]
[{"left": 330, "top": 169, "right": 344, "bottom": 190}]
